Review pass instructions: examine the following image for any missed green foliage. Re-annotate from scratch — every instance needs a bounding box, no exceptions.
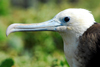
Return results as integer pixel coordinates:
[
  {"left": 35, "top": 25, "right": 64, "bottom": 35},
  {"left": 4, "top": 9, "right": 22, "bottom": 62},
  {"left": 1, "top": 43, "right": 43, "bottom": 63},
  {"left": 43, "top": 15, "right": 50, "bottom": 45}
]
[
  {"left": 0, "top": 0, "right": 10, "bottom": 15},
  {"left": 0, "top": 58, "right": 14, "bottom": 67},
  {"left": 0, "top": 0, "right": 100, "bottom": 67},
  {"left": 0, "top": 23, "right": 6, "bottom": 42}
]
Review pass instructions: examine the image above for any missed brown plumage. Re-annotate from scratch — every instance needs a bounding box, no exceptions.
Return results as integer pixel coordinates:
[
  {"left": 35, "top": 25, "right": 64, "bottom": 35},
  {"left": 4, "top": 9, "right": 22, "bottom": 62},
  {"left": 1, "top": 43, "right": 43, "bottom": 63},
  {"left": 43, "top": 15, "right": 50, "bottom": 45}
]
[{"left": 76, "top": 23, "right": 100, "bottom": 67}]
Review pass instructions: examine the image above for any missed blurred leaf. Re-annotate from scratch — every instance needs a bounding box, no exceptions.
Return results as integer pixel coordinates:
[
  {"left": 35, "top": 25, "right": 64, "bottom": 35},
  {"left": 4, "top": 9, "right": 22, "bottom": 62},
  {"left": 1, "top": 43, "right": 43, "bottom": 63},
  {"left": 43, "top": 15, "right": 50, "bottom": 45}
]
[
  {"left": 0, "top": 58, "right": 14, "bottom": 67},
  {"left": 60, "top": 60, "right": 64, "bottom": 66}
]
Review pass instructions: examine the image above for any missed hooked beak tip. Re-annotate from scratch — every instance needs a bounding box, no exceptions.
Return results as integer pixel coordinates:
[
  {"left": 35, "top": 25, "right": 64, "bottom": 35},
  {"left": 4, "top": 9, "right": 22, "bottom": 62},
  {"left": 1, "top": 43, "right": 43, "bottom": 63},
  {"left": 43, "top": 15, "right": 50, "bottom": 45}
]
[{"left": 6, "top": 24, "right": 18, "bottom": 37}]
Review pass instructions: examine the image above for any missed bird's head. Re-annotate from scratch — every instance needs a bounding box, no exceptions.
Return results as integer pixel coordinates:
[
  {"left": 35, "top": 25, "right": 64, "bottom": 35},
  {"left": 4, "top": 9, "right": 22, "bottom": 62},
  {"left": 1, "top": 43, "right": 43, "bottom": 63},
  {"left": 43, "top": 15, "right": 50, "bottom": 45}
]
[
  {"left": 6, "top": 8, "right": 95, "bottom": 37},
  {"left": 6, "top": 8, "right": 96, "bottom": 67}
]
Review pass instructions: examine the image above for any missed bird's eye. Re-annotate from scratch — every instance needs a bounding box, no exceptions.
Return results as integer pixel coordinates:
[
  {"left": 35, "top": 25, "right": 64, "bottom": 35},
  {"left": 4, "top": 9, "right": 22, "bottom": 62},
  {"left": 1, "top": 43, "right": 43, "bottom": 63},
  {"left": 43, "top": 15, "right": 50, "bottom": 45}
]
[{"left": 63, "top": 17, "right": 70, "bottom": 22}]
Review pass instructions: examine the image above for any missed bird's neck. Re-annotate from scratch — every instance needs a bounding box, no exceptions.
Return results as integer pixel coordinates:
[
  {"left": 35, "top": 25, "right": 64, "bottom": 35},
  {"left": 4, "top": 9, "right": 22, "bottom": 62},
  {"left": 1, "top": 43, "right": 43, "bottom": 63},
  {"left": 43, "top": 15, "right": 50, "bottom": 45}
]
[{"left": 60, "top": 32, "right": 81, "bottom": 67}]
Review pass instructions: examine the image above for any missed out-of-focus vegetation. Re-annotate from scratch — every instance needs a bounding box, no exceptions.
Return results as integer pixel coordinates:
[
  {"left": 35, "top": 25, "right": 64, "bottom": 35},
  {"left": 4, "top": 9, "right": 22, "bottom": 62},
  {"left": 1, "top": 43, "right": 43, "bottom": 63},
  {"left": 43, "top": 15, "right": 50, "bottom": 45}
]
[{"left": 0, "top": 0, "right": 100, "bottom": 67}]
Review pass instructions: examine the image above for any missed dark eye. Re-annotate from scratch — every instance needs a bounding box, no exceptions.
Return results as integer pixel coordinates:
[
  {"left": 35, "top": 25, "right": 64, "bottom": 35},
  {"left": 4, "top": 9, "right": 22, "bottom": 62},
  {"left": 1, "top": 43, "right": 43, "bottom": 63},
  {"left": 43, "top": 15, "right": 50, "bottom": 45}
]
[{"left": 63, "top": 17, "right": 70, "bottom": 22}]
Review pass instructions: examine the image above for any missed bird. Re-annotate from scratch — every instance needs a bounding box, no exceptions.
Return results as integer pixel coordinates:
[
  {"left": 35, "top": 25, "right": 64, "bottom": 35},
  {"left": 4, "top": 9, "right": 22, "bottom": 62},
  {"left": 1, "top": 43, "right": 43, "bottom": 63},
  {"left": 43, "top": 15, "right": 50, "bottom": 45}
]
[{"left": 6, "top": 8, "right": 100, "bottom": 67}]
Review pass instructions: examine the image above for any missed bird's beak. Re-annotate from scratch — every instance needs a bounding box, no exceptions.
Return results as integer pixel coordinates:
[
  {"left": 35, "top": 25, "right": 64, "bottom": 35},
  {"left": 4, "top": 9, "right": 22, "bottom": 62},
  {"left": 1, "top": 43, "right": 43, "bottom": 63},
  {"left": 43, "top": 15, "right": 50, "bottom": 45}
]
[{"left": 6, "top": 19, "right": 62, "bottom": 36}]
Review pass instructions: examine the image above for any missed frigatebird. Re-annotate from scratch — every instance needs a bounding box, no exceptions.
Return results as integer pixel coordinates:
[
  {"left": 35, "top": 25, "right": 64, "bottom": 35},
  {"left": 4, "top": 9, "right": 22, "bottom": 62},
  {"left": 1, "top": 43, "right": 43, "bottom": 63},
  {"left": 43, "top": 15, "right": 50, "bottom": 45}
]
[{"left": 6, "top": 8, "right": 100, "bottom": 67}]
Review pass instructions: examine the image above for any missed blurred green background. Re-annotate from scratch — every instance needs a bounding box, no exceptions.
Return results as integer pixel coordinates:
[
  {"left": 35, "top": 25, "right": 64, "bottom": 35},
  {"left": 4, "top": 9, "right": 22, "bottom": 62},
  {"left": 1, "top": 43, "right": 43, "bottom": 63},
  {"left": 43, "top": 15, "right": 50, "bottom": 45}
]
[{"left": 0, "top": 0, "right": 100, "bottom": 67}]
